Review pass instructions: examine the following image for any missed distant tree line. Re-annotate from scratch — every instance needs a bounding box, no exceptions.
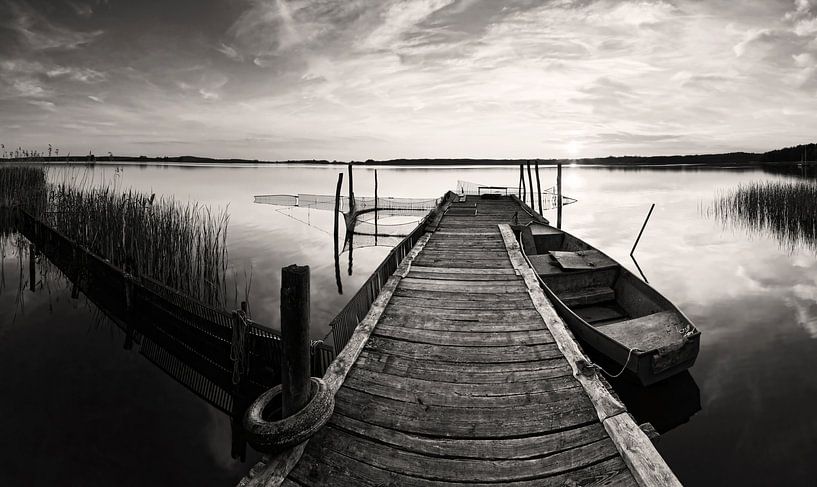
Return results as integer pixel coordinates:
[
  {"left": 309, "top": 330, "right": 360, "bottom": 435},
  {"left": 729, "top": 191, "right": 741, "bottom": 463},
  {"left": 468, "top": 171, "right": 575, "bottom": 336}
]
[{"left": 759, "top": 143, "right": 817, "bottom": 163}]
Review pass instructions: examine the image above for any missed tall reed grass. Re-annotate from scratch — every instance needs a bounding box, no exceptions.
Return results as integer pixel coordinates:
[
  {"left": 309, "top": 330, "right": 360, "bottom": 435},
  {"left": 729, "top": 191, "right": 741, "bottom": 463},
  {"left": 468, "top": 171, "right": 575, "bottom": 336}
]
[
  {"left": 709, "top": 179, "right": 817, "bottom": 252},
  {"left": 1, "top": 165, "right": 230, "bottom": 306}
]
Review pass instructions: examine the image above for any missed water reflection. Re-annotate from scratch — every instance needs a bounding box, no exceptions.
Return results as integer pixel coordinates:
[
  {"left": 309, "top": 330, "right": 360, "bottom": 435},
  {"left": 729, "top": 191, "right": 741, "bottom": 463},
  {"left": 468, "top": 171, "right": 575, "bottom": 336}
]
[
  {"left": 609, "top": 372, "right": 701, "bottom": 435},
  {"left": 0, "top": 220, "right": 259, "bottom": 485}
]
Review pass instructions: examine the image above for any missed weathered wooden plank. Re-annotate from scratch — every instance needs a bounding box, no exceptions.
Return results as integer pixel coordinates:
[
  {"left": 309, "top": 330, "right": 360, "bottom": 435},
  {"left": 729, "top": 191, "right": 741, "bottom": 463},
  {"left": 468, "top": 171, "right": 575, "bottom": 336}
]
[
  {"left": 392, "top": 288, "right": 531, "bottom": 302},
  {"left": 408, "top": 265, "right": 517, "bottom": 275},
  {"left": 355, "top": 349, "right": 572, "bottom": 384},
  {"left": 378, "top": 313, "right": 546, "bottom": 332},
  {"left": 603, "top": 413, "right": 683, "bottom": 487},
  {"left": 387, "top": 295, "right": 534, "bottom": 310},
  {"left": 407, "top": 270, "right": 520, "bottom": 281},
  {"left": 294, "top": 442, "right": 635, "bottom": 487},
  {"left": 398, "top": 278, "right": 527, "bottom": 294},
  {"left": 410, "top": 258, "right": 512, "bottom": 269},
  {"left": 365, "top": 336, "right": 565, "bottom": 363},
  {"left": 334, "top": 387, "right": 597, "bottom": 437},
  {"left": 317, "top": 424, "right": 623, "bottom": 484},
  {"left": 382, "top": 305, "right": 541, "bottom": 321},
  {"left": 343, "top": 366, "right": 580, "bottom": 407},
  {"left": 329, "top": 414, "right": 609, "bottom": 460},
  {"left": 373, "top": 323, "right": 554, "bottom": 347}
]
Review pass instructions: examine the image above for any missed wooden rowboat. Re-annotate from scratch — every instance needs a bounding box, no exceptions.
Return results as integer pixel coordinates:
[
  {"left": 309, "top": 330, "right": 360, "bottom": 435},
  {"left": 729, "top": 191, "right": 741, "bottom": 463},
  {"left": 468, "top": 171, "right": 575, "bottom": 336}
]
[{"left": 516, "top": 222, "right": 700, "bottom": 386}]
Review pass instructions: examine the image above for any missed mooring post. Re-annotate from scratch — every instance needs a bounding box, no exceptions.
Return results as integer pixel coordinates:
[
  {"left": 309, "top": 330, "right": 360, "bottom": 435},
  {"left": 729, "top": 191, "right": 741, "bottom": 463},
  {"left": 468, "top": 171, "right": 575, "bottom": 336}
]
[
  {"left": 630, "top": 203, "right": 656, "bottom": 256},
  {"left": 333, "top": 172, "right": 344, "bottom": 294},
  {"left": 347, "top": 162, "right": 355, "bottom": 214},
  {"left": 519, "top": 164, "right": 526, "bottom": 201},
  {"left": 280, "top": 264, "right": 311, "bottom": 418},
  {"left": 374, "top": 169, "right": 378, "bottom": 247},
  {"left": 526, "top": 161, "right": 535, "bottom": 209},
  {"left": 535, "top": 160, "right": 543, "bottom": 215},
  {"left": 28, "top": 243, "right": 35, "bottom": 292},
  {"left": 557, "top": 163, "right": 563, "bottom": 229}
]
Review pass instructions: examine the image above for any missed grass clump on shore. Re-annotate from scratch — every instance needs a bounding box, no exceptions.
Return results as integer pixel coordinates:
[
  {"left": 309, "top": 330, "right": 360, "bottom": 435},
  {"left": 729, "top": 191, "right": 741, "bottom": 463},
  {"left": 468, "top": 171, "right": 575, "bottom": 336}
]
[{"left": 710, "top": 179, "right": 817, "bottom": 252}]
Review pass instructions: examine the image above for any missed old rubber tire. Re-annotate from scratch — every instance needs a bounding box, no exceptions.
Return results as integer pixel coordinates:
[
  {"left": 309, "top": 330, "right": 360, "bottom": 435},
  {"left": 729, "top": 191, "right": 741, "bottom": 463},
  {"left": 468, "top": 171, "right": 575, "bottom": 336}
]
[{"left": 243, "top": 377, "right": 334, "bottom": 453}]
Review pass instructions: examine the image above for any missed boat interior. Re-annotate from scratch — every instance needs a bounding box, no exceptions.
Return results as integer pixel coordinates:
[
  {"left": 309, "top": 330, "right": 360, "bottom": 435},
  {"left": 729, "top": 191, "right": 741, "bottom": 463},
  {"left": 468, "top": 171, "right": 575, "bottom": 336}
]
[{"left": 521, "top": 222, "right": 691, "bottom": 352}]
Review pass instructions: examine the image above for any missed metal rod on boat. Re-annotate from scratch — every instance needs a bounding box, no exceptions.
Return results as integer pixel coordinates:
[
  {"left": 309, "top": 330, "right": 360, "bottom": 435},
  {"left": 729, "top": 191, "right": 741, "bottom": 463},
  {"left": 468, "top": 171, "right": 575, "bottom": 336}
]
[
  {"left": 557, "top": 164, "right": 563, "bottom": 229},
  {"left": 535, "top": 160, "right": 543, "bottom": 215},
  {"left": 630, "top": 203, "right": 656, "bottom": 256}
]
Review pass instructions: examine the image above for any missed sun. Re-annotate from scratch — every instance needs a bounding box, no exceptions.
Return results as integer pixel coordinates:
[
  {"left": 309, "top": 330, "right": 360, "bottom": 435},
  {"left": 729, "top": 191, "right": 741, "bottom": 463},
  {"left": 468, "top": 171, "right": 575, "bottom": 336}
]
[{"left": 565, "top": 140, "right": 581, "bottom": 158}]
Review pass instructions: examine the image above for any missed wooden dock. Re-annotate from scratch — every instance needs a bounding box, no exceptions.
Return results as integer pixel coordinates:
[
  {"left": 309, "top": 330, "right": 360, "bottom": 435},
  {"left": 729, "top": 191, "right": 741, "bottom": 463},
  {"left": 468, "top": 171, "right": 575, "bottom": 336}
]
[{"left": 245, "top": 196, "right": 680, "bottom": 486}]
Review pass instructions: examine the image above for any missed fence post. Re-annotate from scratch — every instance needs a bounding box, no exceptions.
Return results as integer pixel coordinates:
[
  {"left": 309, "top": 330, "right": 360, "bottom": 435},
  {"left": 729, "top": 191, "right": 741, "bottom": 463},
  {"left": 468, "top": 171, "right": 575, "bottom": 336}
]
[{"left": 281, "top": 264, "right": 311, "bottom": 418}]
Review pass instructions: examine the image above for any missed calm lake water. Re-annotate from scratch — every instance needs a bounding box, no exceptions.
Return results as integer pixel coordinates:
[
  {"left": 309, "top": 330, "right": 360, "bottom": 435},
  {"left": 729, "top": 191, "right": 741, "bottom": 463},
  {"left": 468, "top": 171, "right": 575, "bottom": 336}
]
[{"left": 2, "top": 163, "right": 817, "bottom": 486}]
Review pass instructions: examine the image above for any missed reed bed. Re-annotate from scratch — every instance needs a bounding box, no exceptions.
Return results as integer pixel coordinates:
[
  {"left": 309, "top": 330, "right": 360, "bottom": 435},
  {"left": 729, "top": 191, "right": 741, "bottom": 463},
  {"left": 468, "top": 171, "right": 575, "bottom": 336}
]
[
  {"left": 709, "top": 179, "right": 817, "bottom": 252},
  {"left": 0, "top": 165, "right": 47, "bottom": 212},
  {"left": 1, "top": 165, "right": 231, "bottom": 307},
  {"left": 46, "top": 183, "right": 229, "bottom": 306}
]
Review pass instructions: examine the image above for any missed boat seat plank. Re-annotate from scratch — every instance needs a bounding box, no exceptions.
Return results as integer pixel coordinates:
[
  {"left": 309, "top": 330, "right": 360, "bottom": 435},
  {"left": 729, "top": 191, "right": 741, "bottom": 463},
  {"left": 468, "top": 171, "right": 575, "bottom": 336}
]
[
  {"left": 551, "top": 250, "right": 618, "bottom": 271},
  {"left": 596, "top": 311, "right": 688, "bottom": 351},
  {"left": 557, "top": 286, "right": 615, "bottom": 307},
  {"left": 574, "top": 304, "right": 627, "bottom": 324}
]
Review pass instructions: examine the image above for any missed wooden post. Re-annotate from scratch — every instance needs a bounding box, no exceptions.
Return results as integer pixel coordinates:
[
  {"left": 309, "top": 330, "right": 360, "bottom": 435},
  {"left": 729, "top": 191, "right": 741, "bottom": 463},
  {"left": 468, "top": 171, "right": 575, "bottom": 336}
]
[
  {"left": 280, "top": 264, "right": 311, "bottom": 418},
  {"left": 374, "top": 169, "right": 378, "bottom": 247},
  {"left": 519, "top": 164, "right": 526, "bottom": 201},
  {"left": 347, "top": 162, "right": 355, "bottom": 214},
  {"left": 557, "top": 163, "right": 563, "bottom": 229},
  {"left": 526, "top": 161, "right": 535, "bottom": 209},
  {"left": 333, "top": 173, "right": 344, "bottom": 295},
  {"left": 28, "top": 243, "right": 35, "bottom": 292},
  {"left": 535, "top": 160, "right": 543, "bottom": 215}
]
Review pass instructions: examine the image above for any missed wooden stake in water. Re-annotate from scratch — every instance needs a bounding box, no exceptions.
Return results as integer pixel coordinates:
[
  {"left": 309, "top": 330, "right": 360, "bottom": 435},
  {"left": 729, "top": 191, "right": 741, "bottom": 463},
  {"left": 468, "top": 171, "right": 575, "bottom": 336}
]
[
  {"left": 557, "top": 164, "right": 563, "bottom": 229},
  {"left": 374, "top": 169, "right": 378, "bottom": 247},
  {"left": 519, "top": 164, "right": 526, "bottom": 201},
  {"left": 347, "top": 162, "right": 355, "bottom": 214},
  {"left": 333, "top": 173, "right": 344, "bottom": 295},
  {"left": 280, "top": 264, "right": 311, "bottom": 418},
  {"left": 526, "top": 161, "right": 535, "bottom": 209}
]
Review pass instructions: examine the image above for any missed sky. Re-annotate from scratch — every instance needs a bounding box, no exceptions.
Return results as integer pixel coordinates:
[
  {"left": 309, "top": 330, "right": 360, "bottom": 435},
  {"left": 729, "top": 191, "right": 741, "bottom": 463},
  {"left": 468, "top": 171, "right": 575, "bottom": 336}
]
[{"left": 0, "top": 0, "right": 816, "bottom": 160}]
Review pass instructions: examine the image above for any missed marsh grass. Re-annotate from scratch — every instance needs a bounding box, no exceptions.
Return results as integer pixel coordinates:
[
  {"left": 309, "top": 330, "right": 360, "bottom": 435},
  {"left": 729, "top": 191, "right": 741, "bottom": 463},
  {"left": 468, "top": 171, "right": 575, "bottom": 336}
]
[
  {"left": 1, "top": 165, "right": 231, "bottom": 307},
  {"left": 709, "top": 179, "right": 817, "bottom": 252}
]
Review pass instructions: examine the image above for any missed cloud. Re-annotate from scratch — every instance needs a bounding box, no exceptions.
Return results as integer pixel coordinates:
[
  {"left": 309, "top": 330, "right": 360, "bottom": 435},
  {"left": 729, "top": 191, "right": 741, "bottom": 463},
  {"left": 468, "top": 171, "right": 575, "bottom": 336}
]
[
  {"left": 46, "top": 66, "right": 106, "bottom": 83},
  {"left": 67, "top": 1, "right": 94, "bottom": 18},
  {"left": 87, "top": 95, "right": 103, "bottom": 103},
  {"left": 362, "top": 0, "right": 456, "bottom": 50},
  {"left": 4, "top": 1, "right": 103, "bottom": 50},
  {"left": 28, "top": 99, "right": 56, "bottom": 111},
  {"left": 216, "top": 43, "right": 242, "bottom": 61},
  {"left": 12, "top": 78, "right": 48, "bottom": 97}
]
